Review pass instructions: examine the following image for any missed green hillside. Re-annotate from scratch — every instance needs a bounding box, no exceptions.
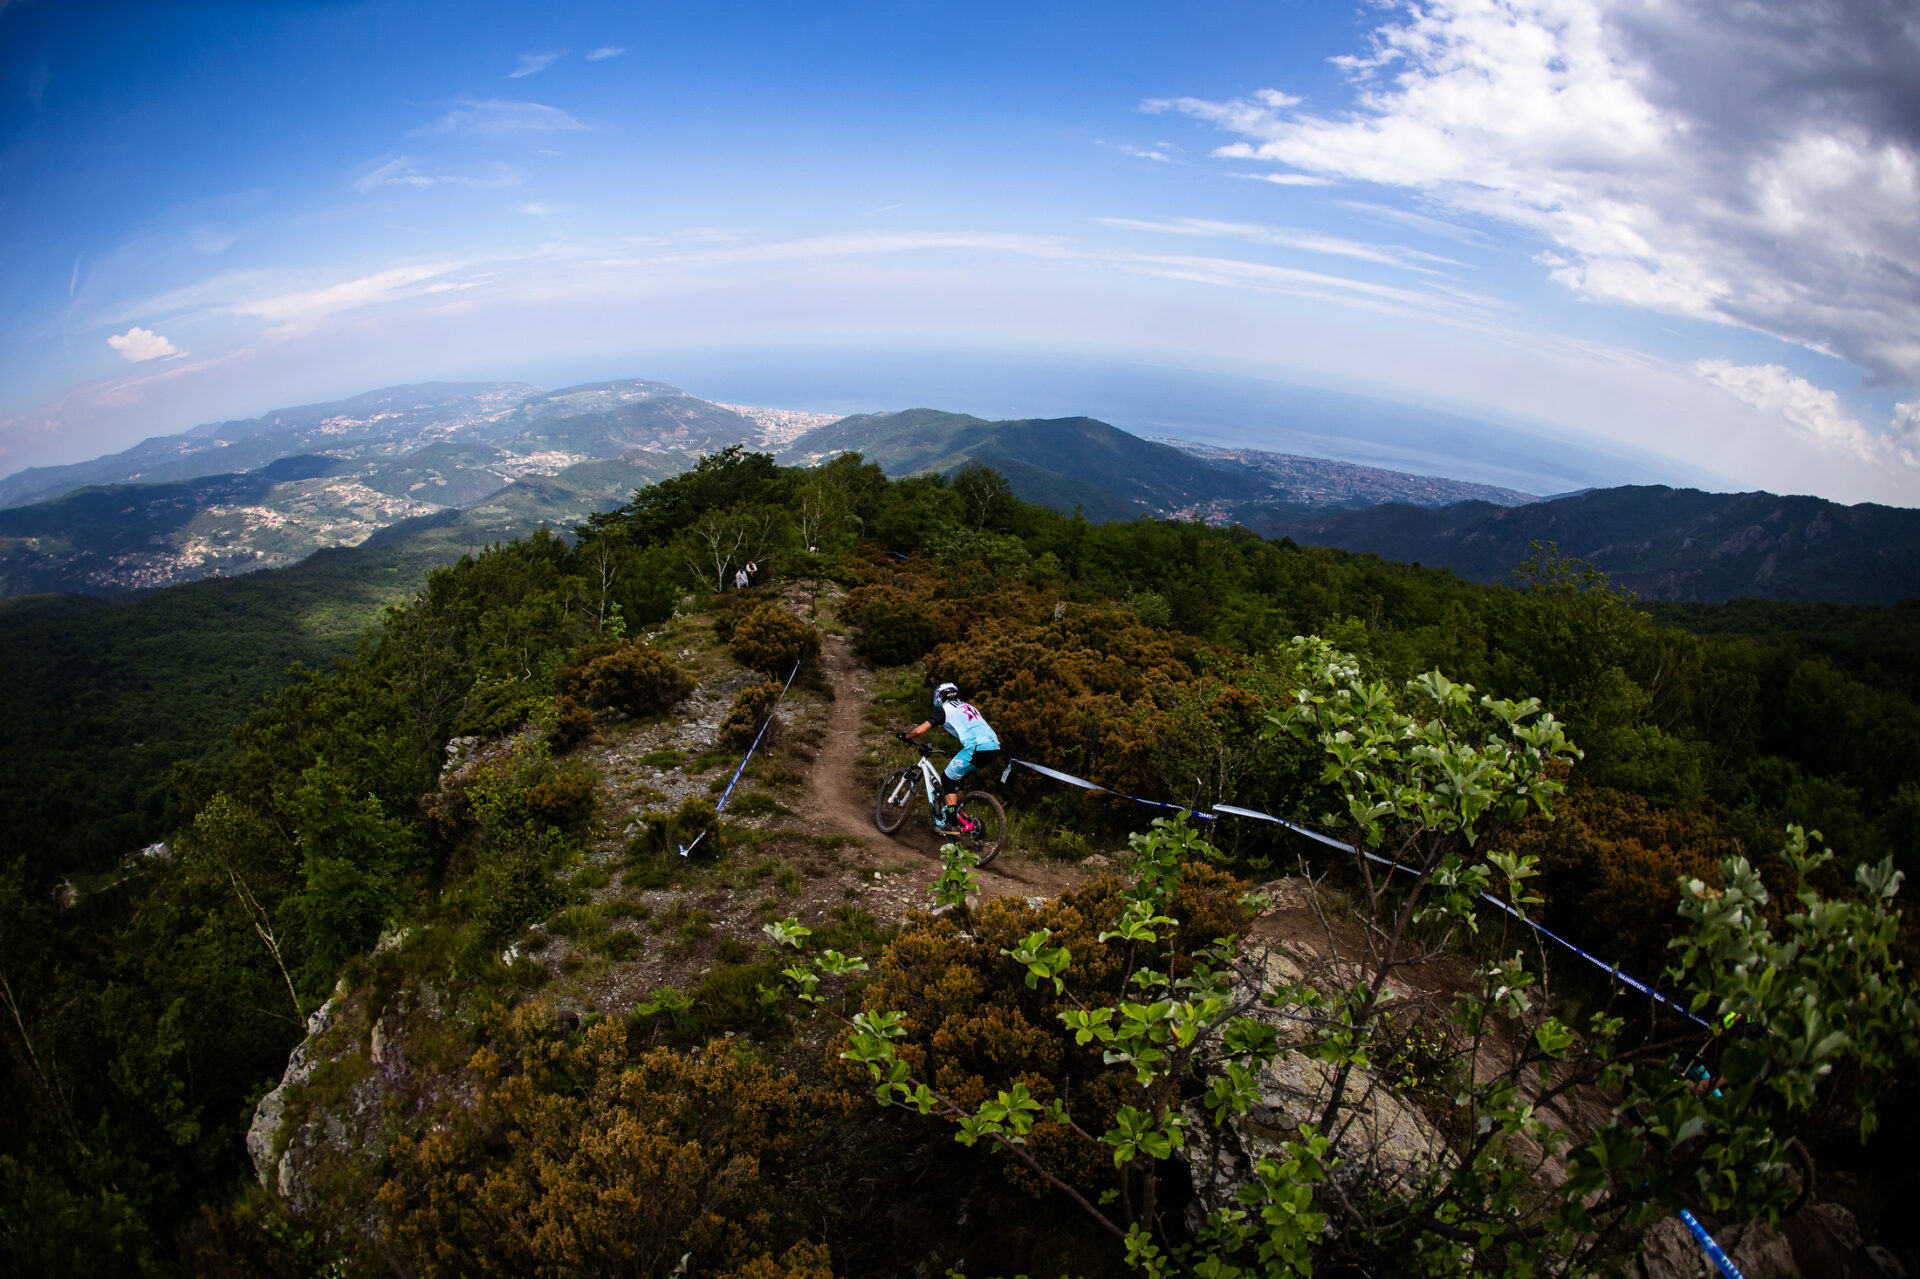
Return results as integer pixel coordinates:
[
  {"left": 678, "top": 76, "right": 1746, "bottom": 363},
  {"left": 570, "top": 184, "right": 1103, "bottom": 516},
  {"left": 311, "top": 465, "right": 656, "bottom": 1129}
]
[
  {"left": 1252, "top": 484, "right": 1920, "bottom": 604},
  {"left": 3, "top": 448, "right": 1915, "bottom": 1276},
  {"left": 0, "top": 450, "right": 682, "bottom": 875}
]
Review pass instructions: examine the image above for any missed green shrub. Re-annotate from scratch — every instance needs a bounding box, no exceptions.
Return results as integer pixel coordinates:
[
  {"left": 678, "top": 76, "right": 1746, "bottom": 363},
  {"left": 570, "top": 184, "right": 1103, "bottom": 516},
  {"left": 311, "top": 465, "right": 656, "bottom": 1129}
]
[
  {"left": 454, "top": 680, "right": 545, "bottom": 738},
  {"left": 559, "top": 641, "right": 695, "bottom": 718},
  {"left": 707, "top": 590, "right": 763, "bottom": 645},
  {"left": 726, "top": 790, "right": 789, "bottom": 818},
  {"left": 719, "top": 680, "right": 784, "bottom": 750},
  {"left": 727, "top": 605, "right": 819, "bottom": 679},
  {"left": 524, "top": 765, "right": 599, "bottom": 831},
  {"left": 848, "top": 590, "right": 939, "bottom": 665},
  {"left": 545, "top": 695, "right": 597, "bottom": 751},
  {"left": 376, "top": 1013, "right": 840, "bottom": 1275}
]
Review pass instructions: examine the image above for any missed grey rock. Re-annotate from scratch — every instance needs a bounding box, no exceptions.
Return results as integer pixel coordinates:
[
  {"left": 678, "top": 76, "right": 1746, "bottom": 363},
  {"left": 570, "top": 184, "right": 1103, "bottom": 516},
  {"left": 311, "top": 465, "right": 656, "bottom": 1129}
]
[
  {"left": 246, "top": 998, "right": 337, "bottom": 1189},
  {"left": 1638, "top": 1216, "right": 1706, "bottom": 1279},
  {"left": 1180, "top": 950, "right": 1445, "bottom": 1227}
]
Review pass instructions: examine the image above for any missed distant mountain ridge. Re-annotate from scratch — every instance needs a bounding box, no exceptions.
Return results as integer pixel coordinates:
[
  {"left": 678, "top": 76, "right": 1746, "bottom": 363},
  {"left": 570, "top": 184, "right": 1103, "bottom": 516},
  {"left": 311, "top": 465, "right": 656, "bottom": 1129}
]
[
  {"left": 0, "top": 380, "right": 775, "bottom": 595},
  {"left": 777, "top": 408, "right": 1530, "bottom": 523},
  {"left": 1251, "top": 485, "right": 1920, "bottom": 605},
  {"left": 14, "top": 377, "right": 1912, "bottom": 606},
  {"left": 0, "top": 383, "right": 535, "bottom": 509},
  {"left": 0, "top": 384, "right": 1547, "bottom": 598}
]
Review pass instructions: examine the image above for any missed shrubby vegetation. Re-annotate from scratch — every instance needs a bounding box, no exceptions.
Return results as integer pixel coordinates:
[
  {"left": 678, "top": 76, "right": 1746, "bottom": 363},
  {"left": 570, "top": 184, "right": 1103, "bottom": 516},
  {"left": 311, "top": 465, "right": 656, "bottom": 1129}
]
[{"left": 2, "top": 444, "right": 1916, "bottom": 1275}]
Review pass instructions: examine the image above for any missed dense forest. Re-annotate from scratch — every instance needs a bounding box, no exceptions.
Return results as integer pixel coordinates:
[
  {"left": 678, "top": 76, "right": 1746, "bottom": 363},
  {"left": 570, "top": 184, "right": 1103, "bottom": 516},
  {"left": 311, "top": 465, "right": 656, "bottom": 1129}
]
[{"left": 2, "top": 446, "right": 1915, "bottom": 1276}]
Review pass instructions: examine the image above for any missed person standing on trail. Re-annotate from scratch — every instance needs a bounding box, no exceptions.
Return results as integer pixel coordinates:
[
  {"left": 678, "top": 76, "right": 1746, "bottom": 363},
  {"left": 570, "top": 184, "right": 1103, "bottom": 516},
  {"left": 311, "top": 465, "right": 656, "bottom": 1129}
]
[
  {"left": 907, "top": 682, "right": 1000, "bottom": 831},
  {"left": 733, "top": 562, "right": 753, "bottom": 590}
]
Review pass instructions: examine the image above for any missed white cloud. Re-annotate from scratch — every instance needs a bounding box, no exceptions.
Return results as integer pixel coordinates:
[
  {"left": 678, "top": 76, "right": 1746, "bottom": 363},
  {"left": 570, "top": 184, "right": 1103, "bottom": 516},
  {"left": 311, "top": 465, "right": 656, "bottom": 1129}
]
[
  {"left": 415, "top": 99, "right": 588, "bottom": 136},
  {"left": 1694, "top": 359, "right": 1880, "bottom": 460},
  {"left": 1893, "top": 399, "right": 1920, "bottom": 465},
  {"left": 585, "top": 46, "right": 626, "bottom": 60},
  {"left": 1117, "top": 143, "right": 1175, "bottom": 163},
  {"left": 1155, "top": 0, "right": 1920, "bottom": 387},
  {"left": 107, "top": 326, "right": 179, "bottom": 362},
  {"left": 508, "top": 51, "right": 564, "bottom": 78},
  {"left": 1099, "top": 216, "right": 1459, "bottom": 271}
]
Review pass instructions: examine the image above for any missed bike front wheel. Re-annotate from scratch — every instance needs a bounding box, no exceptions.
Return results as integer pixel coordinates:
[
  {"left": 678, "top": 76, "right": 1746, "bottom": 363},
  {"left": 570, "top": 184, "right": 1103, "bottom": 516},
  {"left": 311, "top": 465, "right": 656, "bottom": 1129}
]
[
  {"left": 953, "top": 791, "right": 1006, "bottom": 867},
  {"left": 875, "top": 767, "right": 917, "bottom": 834}
]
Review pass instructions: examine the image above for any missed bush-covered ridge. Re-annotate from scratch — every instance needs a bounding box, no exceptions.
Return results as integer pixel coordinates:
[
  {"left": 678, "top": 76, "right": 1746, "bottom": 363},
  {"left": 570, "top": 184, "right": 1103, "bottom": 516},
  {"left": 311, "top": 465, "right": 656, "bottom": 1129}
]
[{"left": 1, "top": 447, "right": 1916, "bottom": 1275}]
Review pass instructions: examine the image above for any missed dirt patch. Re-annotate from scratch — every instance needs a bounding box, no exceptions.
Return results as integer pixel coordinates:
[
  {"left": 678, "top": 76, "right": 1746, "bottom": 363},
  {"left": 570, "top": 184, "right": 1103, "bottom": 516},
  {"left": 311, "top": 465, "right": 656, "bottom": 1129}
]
[{"left": 804, "top": 633, "right": 898, "bottom": 857}]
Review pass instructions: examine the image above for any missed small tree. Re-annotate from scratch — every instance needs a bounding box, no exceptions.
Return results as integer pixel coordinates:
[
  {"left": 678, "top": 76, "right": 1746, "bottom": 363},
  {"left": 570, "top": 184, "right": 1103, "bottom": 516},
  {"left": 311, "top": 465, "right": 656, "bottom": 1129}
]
[
  {"left": 953, "top": 464, "right": 1013, "bottom": 531},
  {"left": 685, "top": 503, "right": 781, "bottom": 592},
  {"left": 795, "top": 469, "right": 857, "bottom": 553}
]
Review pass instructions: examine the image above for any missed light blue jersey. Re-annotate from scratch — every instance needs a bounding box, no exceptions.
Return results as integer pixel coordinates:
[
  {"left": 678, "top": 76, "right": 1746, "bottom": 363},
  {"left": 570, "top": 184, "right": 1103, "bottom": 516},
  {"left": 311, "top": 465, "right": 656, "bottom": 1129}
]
[{"left": 940, "top": 700, "right": 1000, "bottom": 751}]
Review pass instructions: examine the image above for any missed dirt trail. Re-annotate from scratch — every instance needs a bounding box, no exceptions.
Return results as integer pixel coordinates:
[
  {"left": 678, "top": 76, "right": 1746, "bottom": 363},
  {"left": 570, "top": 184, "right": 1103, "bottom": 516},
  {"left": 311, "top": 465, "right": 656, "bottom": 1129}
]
[{"left": 806, "top": 632, "right": 898, "bottom": 855}]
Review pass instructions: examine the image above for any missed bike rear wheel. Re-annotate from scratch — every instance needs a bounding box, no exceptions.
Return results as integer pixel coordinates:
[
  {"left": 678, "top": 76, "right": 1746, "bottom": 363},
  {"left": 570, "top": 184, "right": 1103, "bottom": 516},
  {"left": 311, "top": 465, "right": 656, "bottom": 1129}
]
[
  {"left": 953, "top": 791, "right": 1006, "bottom": 867},
  {"left": 875, "top": 767, "right": 917, "bottom": 834}
]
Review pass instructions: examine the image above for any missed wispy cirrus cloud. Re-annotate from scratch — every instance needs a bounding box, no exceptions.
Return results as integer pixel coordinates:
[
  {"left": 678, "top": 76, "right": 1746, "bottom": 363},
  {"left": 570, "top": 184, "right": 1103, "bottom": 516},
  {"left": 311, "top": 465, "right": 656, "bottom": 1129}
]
[
  {"left": 234, "top": 264, "right": 477, "bottom": 326},
  {"left": 1232, "top": 172, "right": 1332, "bottom": 187},
  {"left": 507, "top": 50, "right": 564, "bottom": 78},
  {"left": 585, "top": 229, "right": 1499, "bottom": 327},
  {"left": 353, "top": 156, "right": 438, "bottom": 192},
  {"left": 1099, "top": 216, "right": 1460, "bottom": 271},
  {"left": 585, "top": 46, "right": 626, "bottom": 61},
  {"left": 414, "top": 99, "right": 588, "bottom": 136},
  {"left": 106, "top": 326, "right": 179, "bottom": 362},
  {"left": 1337, "top": 201, "right": 1490, "bottom": 247},
  {"left": 120, "top": 261, "right": 480, "bottom": 333},
  {"left": 352, "top": 156, "right": 523, "bottom": 193},
  {"left": 1153, "top": 0, "right": 1920, "bottom": 387}
]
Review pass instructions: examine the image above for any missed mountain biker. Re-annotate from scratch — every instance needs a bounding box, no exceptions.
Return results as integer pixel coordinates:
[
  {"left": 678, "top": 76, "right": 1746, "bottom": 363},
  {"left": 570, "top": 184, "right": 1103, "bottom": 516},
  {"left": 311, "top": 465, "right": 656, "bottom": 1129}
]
[{"left": 907, "top": 682, "right": 1000, "bottom": 831}]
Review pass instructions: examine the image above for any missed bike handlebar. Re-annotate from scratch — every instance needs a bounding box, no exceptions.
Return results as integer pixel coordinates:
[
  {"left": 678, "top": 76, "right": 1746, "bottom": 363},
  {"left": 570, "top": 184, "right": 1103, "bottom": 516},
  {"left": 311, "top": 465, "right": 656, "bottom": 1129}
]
[{"left": 893, "top": 731, "right": 937, "bottom": 758}]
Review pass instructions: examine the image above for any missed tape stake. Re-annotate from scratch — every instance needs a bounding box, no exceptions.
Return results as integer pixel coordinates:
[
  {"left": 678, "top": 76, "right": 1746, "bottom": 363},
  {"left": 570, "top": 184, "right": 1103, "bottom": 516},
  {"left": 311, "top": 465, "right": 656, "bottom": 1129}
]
[
  {"left": 683, "top": 655, "right": 805, "bottom": 853},
  {"left": 1678, "top": 1209, "right": 1745, "bottom": 1279}
]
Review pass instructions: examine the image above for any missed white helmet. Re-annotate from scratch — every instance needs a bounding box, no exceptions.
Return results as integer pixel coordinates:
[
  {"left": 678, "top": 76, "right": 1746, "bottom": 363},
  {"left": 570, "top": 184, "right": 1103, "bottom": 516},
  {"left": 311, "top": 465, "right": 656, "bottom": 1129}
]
[{"left": 932, "top": 681, "right": 960, "bottom": 709}]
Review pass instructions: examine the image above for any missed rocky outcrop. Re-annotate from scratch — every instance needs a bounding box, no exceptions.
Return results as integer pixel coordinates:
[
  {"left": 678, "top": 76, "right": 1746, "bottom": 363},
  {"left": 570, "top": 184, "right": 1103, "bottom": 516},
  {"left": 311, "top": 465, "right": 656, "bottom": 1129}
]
[
  {"left": 246, "top": 997, "right": 339, "bottom": 1204},
  {"left": 244, "top": 954, "right": 447, "bottom": 1222},
  {"left": 1179, "top": 937, "right": 1449, "bottom": 1229}
]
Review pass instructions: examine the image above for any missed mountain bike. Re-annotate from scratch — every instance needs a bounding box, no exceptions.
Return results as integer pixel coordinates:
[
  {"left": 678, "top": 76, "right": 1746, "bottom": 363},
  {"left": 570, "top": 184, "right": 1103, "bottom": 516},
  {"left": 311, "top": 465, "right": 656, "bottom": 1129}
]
[{"left": 876, "top": 733, "right": 1006, "bottom": 866}]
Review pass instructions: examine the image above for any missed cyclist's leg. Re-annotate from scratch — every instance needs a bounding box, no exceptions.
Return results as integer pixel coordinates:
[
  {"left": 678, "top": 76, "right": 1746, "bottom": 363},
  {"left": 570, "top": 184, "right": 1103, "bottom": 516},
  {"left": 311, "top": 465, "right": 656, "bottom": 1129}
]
[{"left": 939, "top": 749, "right": 977, "bottom": 823}]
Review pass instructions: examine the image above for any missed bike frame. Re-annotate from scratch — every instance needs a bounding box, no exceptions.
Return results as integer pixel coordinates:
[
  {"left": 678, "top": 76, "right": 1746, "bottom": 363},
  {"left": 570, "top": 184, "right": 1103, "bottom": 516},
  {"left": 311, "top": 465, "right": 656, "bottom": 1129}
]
[{"left": 899, "top": 753, "right": 949, "bottom": 810}]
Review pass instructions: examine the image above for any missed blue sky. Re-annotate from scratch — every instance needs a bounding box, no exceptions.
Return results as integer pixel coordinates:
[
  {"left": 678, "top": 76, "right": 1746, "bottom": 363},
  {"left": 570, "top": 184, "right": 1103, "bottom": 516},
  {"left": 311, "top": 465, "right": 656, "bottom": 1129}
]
[{"left": 3, "top": 0, "right": 1917, "bottom": 502}]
